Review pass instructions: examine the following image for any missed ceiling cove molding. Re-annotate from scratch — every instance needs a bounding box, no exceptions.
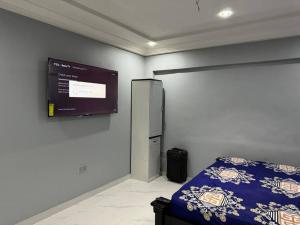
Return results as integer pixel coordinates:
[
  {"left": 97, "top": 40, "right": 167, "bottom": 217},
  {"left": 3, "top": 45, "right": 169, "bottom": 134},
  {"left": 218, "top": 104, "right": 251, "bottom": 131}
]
[
  {"left": 24, "top": 0, "right": 150, "bottom": 45},
  {"left": 1, "top": 0, "right": 300, "bottom": 56},
  {"left": 146, "top": 13, "right": 300, "bottom": 55},
  {"left": 0, "top": 0, "right": 148, "bottom": 55},
  {"left": 61, "top": 0, "right": 151, "bottom": 40},
  {"left": 154, "top": 11, "right": 300, "bottom": 42}
]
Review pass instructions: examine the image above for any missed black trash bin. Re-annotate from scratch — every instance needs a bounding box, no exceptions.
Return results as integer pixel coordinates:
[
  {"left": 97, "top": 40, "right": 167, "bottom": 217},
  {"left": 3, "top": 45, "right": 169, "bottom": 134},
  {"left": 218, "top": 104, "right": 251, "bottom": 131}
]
[{"left": 167, "top": 148, "right": 188, "bottom": 183}]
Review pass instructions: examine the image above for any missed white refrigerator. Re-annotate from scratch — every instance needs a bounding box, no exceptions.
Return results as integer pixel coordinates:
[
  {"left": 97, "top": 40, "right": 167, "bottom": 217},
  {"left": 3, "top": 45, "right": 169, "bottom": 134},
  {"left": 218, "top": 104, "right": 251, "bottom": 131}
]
[{"left": 131, "top": 79, "right": 163, "bottom": 182}]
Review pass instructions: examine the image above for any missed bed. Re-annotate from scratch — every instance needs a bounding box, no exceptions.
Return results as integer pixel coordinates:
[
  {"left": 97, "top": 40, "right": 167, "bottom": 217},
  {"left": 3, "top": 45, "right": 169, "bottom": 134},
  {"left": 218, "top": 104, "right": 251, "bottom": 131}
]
[{"left": 151, "top": 157, "right": 300, "bottom": 225}]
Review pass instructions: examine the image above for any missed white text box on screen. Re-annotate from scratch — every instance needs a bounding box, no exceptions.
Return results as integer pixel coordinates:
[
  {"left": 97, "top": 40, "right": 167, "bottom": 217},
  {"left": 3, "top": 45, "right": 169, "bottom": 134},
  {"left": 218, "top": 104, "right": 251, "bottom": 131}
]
[{"left": 69, "top": 80, "right": 106, "bottom": 98}]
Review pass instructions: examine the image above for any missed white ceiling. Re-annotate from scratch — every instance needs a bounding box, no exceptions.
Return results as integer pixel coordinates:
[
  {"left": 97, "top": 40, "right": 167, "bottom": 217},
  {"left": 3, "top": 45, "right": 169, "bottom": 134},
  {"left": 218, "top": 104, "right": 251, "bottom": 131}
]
[{"left": 1, "top": 0, "right": 300, "bottom": 56}]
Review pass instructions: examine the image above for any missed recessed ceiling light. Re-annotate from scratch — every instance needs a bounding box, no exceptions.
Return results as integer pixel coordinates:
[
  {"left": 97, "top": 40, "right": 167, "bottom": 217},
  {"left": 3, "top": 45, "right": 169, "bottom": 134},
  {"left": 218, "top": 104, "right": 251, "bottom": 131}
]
[
  {"left": 147, "top": 41, "right": 157, "bottom": 47},
  {"left": 217, "top": 8, "right": 234, "bottom": 19}
]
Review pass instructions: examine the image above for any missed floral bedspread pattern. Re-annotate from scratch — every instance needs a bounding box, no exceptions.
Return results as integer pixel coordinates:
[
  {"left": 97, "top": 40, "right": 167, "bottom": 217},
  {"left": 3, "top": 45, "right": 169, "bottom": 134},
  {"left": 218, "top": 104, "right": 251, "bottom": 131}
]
[
  {"left": 260, "top": 177, "right": 300, "bottom": 199},
  {"left": 170, "top": 157, "right": 300, "bottom": 225},
  {"left": 204, "top": 166, "right": 255, "bottom": 185},
  {"left": 264, "top": 162, "right": 300, "bottom": 176},
  {"left": 218, "top": 156, "right": 259, "bottom": 167},
  {"left": 251, "top": 202, "right": 300, "bottom": 225},
  {"left": 179, "top": 185, "right": 245, "bottom": 222}
]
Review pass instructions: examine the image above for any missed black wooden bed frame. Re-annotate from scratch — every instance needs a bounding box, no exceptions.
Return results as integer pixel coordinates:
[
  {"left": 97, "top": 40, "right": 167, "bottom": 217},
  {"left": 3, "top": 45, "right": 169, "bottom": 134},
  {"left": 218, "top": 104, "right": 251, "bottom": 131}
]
[{"left": 151, "top": 197, "right": 202, "bottom": 225}]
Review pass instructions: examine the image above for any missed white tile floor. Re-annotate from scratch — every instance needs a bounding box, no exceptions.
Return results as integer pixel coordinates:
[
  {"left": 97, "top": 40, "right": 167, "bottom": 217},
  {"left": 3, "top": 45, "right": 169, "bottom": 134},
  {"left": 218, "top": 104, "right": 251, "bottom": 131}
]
[{"left": 34, "top": 177, "right": 182, "bottom": 225}]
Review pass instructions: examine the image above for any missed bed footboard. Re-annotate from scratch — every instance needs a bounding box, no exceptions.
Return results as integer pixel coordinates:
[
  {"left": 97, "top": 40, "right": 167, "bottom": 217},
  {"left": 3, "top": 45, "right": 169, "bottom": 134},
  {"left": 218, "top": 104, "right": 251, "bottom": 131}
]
[
  {"left": 151, "top": 197, "right": 197, "bottom": 225},
  {"left": 151, "top": 197, "right": 171, "bottom": 225}
]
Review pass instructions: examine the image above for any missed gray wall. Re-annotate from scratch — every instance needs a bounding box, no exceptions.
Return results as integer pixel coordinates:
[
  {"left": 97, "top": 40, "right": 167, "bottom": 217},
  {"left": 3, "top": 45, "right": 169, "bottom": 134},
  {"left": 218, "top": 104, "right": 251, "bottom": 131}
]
[
  {"left": 146, "top": 37, "right": 300, "bottom": 176},
  {"left": 0, "top": 9, "right": 145, "bottom": 225}
]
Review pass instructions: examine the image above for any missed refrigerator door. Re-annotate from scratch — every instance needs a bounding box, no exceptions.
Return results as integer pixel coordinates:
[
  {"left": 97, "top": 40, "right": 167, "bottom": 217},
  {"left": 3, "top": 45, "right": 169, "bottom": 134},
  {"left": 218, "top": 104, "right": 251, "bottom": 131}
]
[
  {"left": 148, "top": 136, "right": 161, "bottom": 180},
  {"left": 149, "top": 81, "right": 163, "bottom": 137}
]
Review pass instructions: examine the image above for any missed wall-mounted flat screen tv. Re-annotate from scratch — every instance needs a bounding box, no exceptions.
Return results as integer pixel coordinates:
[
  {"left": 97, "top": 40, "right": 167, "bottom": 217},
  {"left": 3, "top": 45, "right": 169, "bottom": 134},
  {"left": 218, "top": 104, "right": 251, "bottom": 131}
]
[{"left": 47, "top": 58, "right": 118, "bottom": 117}]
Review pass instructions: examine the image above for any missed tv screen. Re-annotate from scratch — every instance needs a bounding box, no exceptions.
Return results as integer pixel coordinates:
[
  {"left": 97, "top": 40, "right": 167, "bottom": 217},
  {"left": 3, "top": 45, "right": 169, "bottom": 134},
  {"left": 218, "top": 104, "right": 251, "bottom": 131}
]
[{"left": 47, "top": 58, "right": 118, "bottom": 117}]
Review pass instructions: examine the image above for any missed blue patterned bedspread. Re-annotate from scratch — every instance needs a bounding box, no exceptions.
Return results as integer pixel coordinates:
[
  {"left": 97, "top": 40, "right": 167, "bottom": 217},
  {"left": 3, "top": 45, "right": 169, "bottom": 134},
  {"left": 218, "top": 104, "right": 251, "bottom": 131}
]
[{"left": 170, "top": 157, "right": 300, "bottom": 225}]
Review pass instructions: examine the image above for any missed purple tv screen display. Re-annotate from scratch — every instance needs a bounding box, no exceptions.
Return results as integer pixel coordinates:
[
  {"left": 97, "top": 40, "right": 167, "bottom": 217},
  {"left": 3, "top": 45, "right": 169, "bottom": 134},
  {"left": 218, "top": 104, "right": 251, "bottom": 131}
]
[{"left": 47, "top": 58, "right": 118, "bottom": 117}]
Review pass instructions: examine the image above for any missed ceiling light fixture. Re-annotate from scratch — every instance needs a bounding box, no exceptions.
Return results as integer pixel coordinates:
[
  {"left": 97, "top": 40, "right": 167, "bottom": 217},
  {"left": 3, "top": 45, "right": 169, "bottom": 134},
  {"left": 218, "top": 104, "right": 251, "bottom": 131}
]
[
  {"left": 217, "top": 8, "right": 234, "bottom": 19},
  {"left": 147, "top": 41, "right": 157, "bottom": 47}
]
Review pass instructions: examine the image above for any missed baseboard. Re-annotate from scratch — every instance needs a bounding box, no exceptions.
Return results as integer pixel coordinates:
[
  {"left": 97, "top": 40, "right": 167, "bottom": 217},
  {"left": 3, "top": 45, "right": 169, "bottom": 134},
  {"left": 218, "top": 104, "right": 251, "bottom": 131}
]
[
  {"left": 16, "top": 174, "right": 131, "bottom": 225},
  {"left": 148, "top": 174, "right": 160, "bottom": 182}
]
